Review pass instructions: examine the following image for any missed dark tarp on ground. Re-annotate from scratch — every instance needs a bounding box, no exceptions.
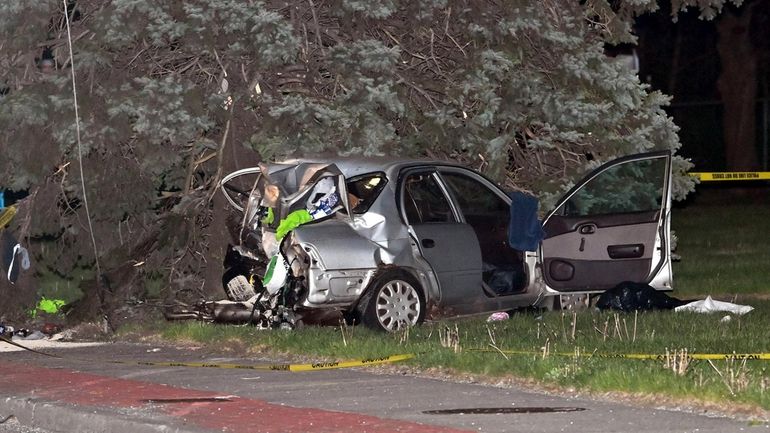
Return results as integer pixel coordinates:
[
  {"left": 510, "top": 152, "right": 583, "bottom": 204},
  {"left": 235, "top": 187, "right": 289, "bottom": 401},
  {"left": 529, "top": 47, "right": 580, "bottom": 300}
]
[{"left": 596, "top": 281, "right": 689, "bottom": 312}]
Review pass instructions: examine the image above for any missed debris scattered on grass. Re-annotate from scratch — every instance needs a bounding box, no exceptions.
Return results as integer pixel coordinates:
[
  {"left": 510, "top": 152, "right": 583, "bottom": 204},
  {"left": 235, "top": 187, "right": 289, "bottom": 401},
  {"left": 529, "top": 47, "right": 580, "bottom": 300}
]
[{"left": 487, "top": 312, "right": 509, "bottom": 322}]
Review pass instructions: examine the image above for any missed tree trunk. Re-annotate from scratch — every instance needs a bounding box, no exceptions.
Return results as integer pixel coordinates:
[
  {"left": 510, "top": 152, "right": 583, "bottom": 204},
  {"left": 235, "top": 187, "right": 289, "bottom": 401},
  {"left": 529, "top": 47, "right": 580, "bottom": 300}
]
[
  {"left": 668, "top": 26, "right": 683, "bottom": 95},
  {"left": 0, "top": 269, "right": 38, "bottom": 323},
  {"left": 716, "top": 6, "right": 760, "bottom": 171},
  {"left": 200, "top": 126, "right": 261, "bottom": 299}
]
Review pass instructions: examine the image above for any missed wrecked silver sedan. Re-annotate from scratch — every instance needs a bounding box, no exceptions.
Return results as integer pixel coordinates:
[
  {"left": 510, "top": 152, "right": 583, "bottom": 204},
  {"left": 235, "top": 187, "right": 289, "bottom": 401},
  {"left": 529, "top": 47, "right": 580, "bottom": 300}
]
[{"left": 219, "top": 151, "right": 673, "bottom": 332}]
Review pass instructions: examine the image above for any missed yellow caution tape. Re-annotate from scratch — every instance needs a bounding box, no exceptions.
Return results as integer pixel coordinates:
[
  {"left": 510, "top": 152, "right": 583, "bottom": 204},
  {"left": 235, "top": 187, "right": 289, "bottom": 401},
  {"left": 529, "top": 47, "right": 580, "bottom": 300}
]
[
  {"left": 0, "top": 335, "right": 413, "bottom": 371},
  {"left": 109, "top": 353, "right": 415, "bottom": 372},
  {"left": 689, "top": 172, "right": 770, "bottom": 181},
  {"left": 590, "top": 352, "right": 770, "bottom": 361},
  {"left": 469, "top": 348, "right": 770, "bottom": 361},
  {"left": 0, "top": 205, "right": 17, "bottom": 228}
]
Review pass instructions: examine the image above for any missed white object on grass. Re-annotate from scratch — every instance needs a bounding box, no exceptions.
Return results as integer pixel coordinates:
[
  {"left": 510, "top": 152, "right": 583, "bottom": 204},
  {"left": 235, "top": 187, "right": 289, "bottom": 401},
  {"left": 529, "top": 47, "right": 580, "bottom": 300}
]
[{"left": 674, "top": 296, "right": 753, "bottom": 315}]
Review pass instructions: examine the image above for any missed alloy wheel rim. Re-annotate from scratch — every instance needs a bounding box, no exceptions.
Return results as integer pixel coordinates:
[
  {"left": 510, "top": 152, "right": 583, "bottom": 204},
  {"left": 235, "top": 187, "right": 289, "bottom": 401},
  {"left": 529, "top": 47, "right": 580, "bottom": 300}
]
[{"left": 375, "top": 279, "right": 421, "bottom": 331}]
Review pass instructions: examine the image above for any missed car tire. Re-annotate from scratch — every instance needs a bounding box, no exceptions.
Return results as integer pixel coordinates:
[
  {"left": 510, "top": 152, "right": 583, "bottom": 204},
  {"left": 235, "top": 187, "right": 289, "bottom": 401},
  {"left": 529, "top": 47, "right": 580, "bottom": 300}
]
[
  {"left": 360, "top": 269, "right": 425, "bottom": 332},
  {"left": 224, "top": 274, "right": 257, "bottom": 302}
]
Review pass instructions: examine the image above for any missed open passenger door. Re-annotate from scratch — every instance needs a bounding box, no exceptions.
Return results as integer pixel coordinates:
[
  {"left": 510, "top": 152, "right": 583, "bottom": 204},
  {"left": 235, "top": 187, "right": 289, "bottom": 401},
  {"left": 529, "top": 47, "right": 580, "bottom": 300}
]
[{"left": 540, "top": 151, "right": 673, "bottom": 292}]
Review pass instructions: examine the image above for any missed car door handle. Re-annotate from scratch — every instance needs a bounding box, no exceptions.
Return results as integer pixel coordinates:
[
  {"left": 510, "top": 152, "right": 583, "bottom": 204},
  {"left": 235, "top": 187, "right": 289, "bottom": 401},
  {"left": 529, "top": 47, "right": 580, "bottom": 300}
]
[
  {"left": 578, "top": 224, "right": 596, "bottom": 235},
  {"left": 421, "top": 239, "right": 436, "bottom": 248},
  {"left": 607, "top": 244, "right": 644, "bottom": 259}
]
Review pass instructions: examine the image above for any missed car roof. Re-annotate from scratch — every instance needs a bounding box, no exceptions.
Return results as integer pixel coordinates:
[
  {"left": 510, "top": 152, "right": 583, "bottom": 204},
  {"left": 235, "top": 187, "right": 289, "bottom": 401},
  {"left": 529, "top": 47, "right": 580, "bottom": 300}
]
[{"left": 276, "top": 156, "right": 462, "bottom": 178}]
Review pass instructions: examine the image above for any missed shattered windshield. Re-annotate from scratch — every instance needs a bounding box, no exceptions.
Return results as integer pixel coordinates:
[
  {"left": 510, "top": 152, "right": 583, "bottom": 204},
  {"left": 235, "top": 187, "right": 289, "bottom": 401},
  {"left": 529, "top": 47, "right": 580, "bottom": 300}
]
[{"left": 346, "top": 173, "right": 387, "bottom": 214}]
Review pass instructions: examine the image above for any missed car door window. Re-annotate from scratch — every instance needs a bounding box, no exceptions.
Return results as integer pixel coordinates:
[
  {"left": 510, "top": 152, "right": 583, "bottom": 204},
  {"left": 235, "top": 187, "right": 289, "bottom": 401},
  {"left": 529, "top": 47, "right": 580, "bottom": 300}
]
[
  {"left": 558, "top": 158, "right": 666, "bottom": 217},
  {"left": 440, "top": 172, "right": 509, "bottom": 220},
  {"left": 402, "top": 172, "right": 454, "bottom": 224}
]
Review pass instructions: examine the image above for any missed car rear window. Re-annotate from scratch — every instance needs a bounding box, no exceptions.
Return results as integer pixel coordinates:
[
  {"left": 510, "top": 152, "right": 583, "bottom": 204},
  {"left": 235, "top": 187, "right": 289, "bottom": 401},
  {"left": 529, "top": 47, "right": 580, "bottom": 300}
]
[{"left": 346, "top": 173, "right": 387, "bottom": 214}]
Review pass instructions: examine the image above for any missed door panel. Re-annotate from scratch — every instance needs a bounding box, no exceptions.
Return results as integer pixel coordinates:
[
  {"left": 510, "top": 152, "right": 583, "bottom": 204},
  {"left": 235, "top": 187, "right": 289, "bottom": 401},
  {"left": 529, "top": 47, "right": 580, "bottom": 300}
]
[
  {"left": 401, "top": 171, "right": 483, "bottom": 306},
  {"left": 542, "top": 219, "right": 658, "bottom": 290},
  {"left": 412, "top": 223, "right": 483, "bottom": 306},
  {"left": 543, "top": 220, "right": 657, "bottom": 261},
  {"left": 541, "top": 152, "right": 672, "bottom": 292},
  {"left": 543, "top": 259, "right": 652, "bottom": 288},
  {"left": 543, "top": 210, "right": 660, "bottom": 237}
]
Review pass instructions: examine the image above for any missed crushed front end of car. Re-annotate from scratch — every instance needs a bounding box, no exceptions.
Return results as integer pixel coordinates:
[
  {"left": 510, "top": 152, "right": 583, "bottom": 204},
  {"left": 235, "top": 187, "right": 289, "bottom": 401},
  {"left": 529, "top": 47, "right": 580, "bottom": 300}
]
[{"left": 218, "top": 161, "right": 399, "bottom": 329}]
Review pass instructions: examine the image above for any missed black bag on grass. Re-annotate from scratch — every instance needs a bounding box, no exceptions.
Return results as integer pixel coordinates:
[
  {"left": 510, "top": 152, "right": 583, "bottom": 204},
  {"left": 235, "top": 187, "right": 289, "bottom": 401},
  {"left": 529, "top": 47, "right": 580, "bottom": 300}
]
[{"left": 596, "top": 281, "right": 689, "bottom": 312}]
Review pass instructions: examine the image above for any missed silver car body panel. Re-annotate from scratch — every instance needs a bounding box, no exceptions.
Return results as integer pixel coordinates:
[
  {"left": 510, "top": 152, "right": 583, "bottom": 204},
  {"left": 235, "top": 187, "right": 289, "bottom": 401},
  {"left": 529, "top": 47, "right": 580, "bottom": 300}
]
[{"left": 282, "top": 159, "right": 544, "bottom": 315}]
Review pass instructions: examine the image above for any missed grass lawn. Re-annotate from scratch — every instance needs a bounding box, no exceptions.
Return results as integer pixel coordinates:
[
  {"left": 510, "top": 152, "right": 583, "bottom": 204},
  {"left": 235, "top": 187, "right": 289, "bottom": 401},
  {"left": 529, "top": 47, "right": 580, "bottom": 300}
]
[
  {"left": 672, "top": 201, "right": 770, "bottom": 296},
  {"left": 142, "top": 302, "right": 770, "bottom": 414},
  {"left": 127, "top": 199, "right": 770, "bottom": 417}
]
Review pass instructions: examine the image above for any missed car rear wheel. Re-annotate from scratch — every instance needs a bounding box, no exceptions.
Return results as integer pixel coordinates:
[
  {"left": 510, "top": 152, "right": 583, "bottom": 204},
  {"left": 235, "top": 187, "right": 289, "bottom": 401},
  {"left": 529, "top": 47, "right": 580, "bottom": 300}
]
[{"left": 361, "top": 270, "right": 425, "bottom": 332}]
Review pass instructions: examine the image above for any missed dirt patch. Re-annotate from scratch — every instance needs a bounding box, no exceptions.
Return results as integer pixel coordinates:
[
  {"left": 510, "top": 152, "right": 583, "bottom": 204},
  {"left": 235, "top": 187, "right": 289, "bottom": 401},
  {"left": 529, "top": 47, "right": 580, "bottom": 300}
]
[{"left": 0, "top": 272, "right": 38, "bottom": 324}]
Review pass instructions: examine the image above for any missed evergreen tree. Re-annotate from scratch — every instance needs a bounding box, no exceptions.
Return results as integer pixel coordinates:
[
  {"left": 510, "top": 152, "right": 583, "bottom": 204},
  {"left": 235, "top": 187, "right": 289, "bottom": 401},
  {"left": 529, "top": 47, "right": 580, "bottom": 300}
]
[{"left": 0, "top": 0, "right": 736, "bottom": 320}]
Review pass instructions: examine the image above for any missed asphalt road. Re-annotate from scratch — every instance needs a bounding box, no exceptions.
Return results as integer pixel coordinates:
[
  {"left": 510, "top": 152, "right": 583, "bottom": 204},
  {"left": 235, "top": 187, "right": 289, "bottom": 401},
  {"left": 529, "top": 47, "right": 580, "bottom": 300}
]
[
  {"left": 0, "top": 340, "right": 766, "bottom": 433},
  {"left": 0, "top": 418, "right": 54, "bottom": 433}
]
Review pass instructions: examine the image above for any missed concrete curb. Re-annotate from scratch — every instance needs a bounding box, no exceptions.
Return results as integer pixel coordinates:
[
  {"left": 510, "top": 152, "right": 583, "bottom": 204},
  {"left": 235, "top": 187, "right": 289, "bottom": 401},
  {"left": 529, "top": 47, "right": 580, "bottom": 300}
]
[{"left": 0, "top": 394, "right": 208, "bottom": 433}]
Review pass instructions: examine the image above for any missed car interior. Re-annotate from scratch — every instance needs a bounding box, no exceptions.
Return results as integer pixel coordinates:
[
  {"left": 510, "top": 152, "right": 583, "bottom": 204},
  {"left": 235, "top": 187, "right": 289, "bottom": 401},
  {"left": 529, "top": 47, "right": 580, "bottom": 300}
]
[{"left": 403, "top": 171, "right": 528, "bottom": 297}]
